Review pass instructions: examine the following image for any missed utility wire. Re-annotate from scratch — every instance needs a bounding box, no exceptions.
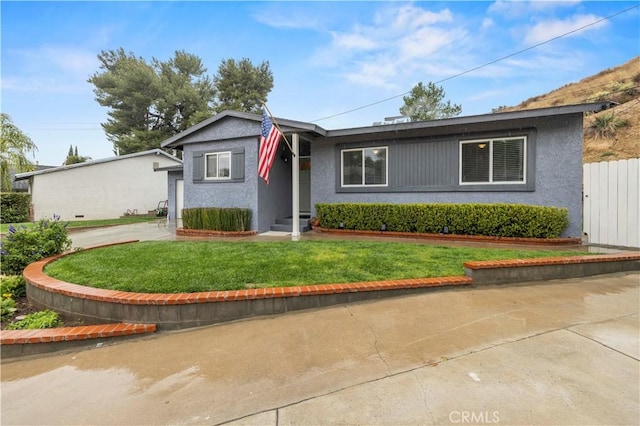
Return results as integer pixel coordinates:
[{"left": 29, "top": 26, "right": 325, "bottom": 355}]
[{"left": 310, "top": 3, "right": 639, "bottom": 123}]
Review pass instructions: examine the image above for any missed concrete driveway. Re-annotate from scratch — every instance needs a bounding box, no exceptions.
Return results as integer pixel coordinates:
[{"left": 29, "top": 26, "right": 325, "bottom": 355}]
[{"left": 1, "top": 269, "right": 638, "bottom": 425}]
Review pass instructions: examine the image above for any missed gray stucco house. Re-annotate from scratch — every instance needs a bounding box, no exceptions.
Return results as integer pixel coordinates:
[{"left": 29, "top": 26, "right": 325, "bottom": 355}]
[{"left": 161, "top": 102, "right": 612, "bottom": 237}]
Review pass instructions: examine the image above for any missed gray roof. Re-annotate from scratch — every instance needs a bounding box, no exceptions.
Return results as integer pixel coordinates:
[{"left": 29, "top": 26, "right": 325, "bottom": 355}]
[
  {"left": 159, "top": 102, "right": 612, "bottom": 149},
  {"left": 326, "top": 102, "right": 612, "bottom": 138},
  {"left": 15, "top": 149, "right": 182, "bottom": 180}
]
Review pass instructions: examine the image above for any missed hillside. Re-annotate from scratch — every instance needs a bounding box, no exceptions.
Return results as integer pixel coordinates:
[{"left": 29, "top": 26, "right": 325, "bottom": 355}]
[{"left": 499, "top": 56, "right": 639, "bottom": 163}]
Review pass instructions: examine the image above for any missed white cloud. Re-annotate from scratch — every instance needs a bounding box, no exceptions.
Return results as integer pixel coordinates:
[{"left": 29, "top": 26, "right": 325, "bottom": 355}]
[
  {"left": 251, "top": 3, "right": 335, "bottom": 31},
  {"left": 330, "top": 31, "right": 378, "bottom": 51},
  {"left": 345, "top": 60, "right": 399, "bottom": 89},
  {"left": 1, "top": 76, "right": 90, "bottom": 94},
  {"left": 525, "top": 14, "right": 608, "bottom": 44},
  {"left": 313, "top": 4, "right": 465, "bottom": 89},
  {"left": 481, "top": 18, "right": 494, "bottom": 30},
  {"left": 10, "top": 46, "right": 97, "bottom": 76},
  {"left": 2, "top": 46, "right": 97, "bottom": 93},
  {"left": 388, "top": 5, "right": 453, "bottom": 30}
]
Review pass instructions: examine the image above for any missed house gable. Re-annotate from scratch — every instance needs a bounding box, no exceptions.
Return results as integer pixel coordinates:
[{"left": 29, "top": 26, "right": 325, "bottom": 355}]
[{"left": 177, "top": 117, "right": 261, "bottom": 145}]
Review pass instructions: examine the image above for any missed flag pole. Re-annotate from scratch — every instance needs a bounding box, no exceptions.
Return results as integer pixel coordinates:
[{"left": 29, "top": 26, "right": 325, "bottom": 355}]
[{"left": 263, "top": 103, "right": 296, "bottom": 157}]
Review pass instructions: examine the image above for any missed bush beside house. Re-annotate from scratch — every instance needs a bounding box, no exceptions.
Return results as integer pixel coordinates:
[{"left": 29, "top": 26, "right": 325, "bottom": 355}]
[
  {"left": 0, "top": 192, "right": 30, "bottom": 223},
  {"left": 182, "top": 207, "right": 252, "bottom": 232},
  {"left": 316, "top": 203, "right": 569, "bottom": 239}
]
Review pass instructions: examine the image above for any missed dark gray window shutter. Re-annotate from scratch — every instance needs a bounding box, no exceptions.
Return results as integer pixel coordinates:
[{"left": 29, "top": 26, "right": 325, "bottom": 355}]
[
  {"left": 231, "top": 148, "right": 245, "bottom": 180},
  {"left": 193, "top": 152, "right": 204, "bottom": 182}
]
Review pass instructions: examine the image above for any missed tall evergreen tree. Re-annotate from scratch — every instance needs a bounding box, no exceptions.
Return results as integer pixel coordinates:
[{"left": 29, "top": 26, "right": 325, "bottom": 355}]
[
  {"left": 88, "top": 49, "right": 216, "bottom": 155},
  {"left": 213, "top": 58, "right": 274, "bottom": 113},
  {"left": 400, "top": 82, "right": 462, "bottom": 121}
]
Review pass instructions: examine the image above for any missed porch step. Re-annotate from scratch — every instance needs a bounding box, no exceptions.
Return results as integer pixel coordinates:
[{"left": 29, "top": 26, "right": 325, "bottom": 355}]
[{"left": 270, "top": 217, "right": 311, "bottom": 233}]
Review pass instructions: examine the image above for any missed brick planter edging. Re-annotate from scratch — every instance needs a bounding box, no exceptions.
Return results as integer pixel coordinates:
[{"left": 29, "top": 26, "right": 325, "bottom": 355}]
[
  {"left": 22, "top": 241, "right": 472, "bottom": 331},
  {"left": 464, "top": 252, "right": 640, "bottom": 285},
  {"left": 0, "top": 323, "right": 157, "bottom": 359},
  {"left": 176, "top": 228, "right": 258, "bottom": 237},
  {"left": 313, "top": 227, "right": 582, "bottom": 245},
  {"left": 11, "top": 241, "right": 640, "bottom": 358},
  {"left": 24, "top": 251, "right": 473, "bottom": 306},
  {"left": 1, "top": 323, "right": 156, "bottom": 345}
]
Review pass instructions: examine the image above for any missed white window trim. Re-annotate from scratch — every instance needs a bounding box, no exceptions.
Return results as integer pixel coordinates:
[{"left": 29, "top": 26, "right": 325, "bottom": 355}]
[
  {"left": 341, "top": 146, "right": 389, "bottom": 187},
  {"left": 459, "top": 137, "right": 527, "bottom": 185},
  {"left": 204, "top": 151, "right": 232, "bottom": 180}
]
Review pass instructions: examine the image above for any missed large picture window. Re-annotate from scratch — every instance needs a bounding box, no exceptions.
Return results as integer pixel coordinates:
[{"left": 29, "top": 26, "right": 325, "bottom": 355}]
[
  {"left": 460, "top": 137, "right": 525, "bottom": 184},
  {"left": 341, "top": 147, "right": 387, "bottom": 187},
  {"left": 205, "top": 152, "right": 231, "bottom": 180}
]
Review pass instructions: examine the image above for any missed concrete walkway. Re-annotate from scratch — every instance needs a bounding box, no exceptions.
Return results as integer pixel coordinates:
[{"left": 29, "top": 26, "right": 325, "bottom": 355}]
[{"left": 2, "top": 272, "right": 638, "bottom": 425}]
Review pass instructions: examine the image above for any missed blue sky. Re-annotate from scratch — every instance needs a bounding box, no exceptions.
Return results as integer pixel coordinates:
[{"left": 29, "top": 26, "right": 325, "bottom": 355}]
[{"left": 2, "top": 1, "right": 639, "bottom": 166}]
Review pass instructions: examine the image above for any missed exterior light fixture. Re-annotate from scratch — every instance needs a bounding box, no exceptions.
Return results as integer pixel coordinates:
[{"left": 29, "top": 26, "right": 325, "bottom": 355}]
[
  {"left": 381, "top": 223, "right": 387, "bottom": 231},
  {"left": 338, "top": 222, "right": 345, "bottom": 229},
  {"left": 443, "top": 226, "right": 449, "bottom": 234}
]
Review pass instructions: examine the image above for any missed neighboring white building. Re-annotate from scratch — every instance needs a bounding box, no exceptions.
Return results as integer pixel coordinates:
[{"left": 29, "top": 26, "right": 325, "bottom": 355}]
[{"left": 15, "top": 149, "right": 182, "bottom": 221}]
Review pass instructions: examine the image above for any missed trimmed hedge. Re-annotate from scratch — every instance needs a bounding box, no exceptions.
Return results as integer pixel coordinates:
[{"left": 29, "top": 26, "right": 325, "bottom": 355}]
[
  {"left": 182, "top": 207, "right": 251, "bottom": 232},
  {"left": 315, "top": 203, "right": 569, "bottom": 239},
  {"left": 1, "top": 192, "right": 30, "bottom": 223}
]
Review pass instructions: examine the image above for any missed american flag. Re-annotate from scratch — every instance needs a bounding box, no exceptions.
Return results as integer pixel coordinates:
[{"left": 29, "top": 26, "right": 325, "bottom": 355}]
[{"left": 258, "top": 107, "right": 282, "bottom": 184}]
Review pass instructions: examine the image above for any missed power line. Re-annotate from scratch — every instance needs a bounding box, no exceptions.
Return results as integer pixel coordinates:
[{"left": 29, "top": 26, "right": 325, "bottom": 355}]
[{"left": 310, "top": 3, "right": 639, "bottom": 123}]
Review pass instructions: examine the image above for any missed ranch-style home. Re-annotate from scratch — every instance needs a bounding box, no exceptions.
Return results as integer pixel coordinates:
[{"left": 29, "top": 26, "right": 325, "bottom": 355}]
[
  {"left": 160, "top": 101, "right": 612, "bottom": 237},
  {"left": 15, "top": 149, "right": 182, "bottom": 221}
]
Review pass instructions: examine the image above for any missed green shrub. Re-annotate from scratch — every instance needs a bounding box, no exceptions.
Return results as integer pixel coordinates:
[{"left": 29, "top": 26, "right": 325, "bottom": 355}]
[
  {"left": 1, "top": 296, "right": 17, "bottom": 321},
  {"left": 0, "top": 275, "right": 26, "bottom": 298},
  {"left": 315, "top": 203, "right": 569, "bottom": 239},
  {"left": 0, "top": 192, "right": 31, "bottom": 223},
  {"left": 182, "top": 207, "right": 251, "bottom": 231},
  {"left": 0, "top": 215, "right": 72, "bottom": 275},
  {"left": 7, "top": 310, "right": 61, "bottom": 330}
]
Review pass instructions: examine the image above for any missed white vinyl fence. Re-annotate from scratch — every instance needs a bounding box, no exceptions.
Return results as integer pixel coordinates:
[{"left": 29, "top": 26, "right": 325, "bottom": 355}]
[{"left": 583, "top": 158, "right": 640, "bottom": 248}]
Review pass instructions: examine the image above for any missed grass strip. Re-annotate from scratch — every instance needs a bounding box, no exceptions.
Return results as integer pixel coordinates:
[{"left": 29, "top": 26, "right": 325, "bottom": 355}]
[
  {"left": 44, "top": 240, "right": 586, "bottom": 293},
  {"left": 1, "top": 216, "right": 159, "bottom": 233}
]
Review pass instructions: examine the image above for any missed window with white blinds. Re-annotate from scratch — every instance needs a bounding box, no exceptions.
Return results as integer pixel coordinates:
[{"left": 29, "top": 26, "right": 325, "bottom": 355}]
[{"left": 460, "top": 137, "right": 526, "bottom": 184}]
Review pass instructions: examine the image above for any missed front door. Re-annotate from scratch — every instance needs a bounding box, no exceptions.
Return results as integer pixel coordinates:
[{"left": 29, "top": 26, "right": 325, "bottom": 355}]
[{"left": 299, "top": 157, "right": 311, "bottom": 214}]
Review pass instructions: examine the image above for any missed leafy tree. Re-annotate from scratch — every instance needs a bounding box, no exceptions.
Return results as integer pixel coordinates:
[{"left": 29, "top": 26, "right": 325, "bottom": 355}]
[
  {"left": 88, "top": 48, "right": 216, "bottom": 155},
  {"left": 214, "top": 58, "right": 274, "bottom": 113},
  {"left": 0, "top": 113, "right": 37, "bottom": 192},
  {"left": 63, "top": 144, "right": 91, "bottom": 165},
  {"left": 400, "top": 82, "right": 462, "bottom": 121}
]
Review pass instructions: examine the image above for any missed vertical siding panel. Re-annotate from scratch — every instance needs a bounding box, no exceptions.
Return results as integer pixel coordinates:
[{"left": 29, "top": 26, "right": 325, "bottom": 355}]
[
  {"left": 589, "top": 162, "right": 601, "bottom": 243},
  {"left": 583, "top": 163, "right": 591, "bottom": 240},
  {"left": 606, "top": 161, "right": 618, "bottom": 246},
  {"left": 628, "top": 159, "right": 640, "bottom": 248},
  {"left": 583, "top": 158, "right": 640, "bottom": 248},
  {"left": 597, "top": 161, "right": 608, "bottom": 245},
  {"left": 617, "top": 160, "right": 628, "bottom": 247}
]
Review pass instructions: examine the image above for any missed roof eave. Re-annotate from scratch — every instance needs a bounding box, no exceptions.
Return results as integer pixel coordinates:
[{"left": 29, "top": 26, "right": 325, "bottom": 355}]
[
  {"left": 327, "top": 102, "right": 613, "bottom": 138},
  {"left": 15, "top": 149, "right": 181, "bottom": 179}
]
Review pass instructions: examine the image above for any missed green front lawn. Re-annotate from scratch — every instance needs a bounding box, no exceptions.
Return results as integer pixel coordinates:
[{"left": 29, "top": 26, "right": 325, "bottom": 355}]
[
  {"left": 44, "top": 241, "right": 585, "bottom": 293},
  {"left": 1, "top": 216, "right": 159, "bottom": 233}
]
